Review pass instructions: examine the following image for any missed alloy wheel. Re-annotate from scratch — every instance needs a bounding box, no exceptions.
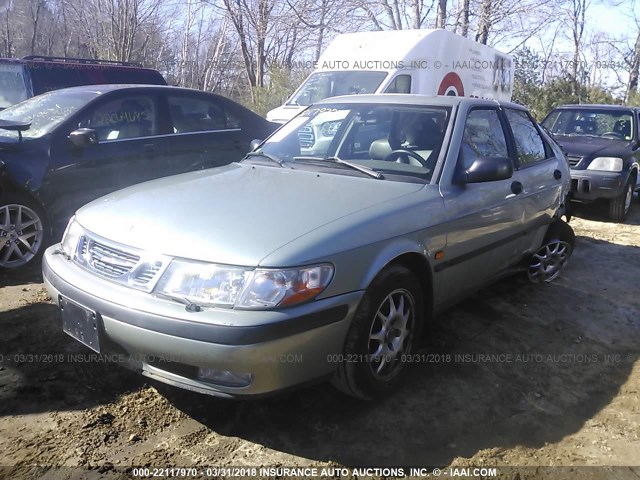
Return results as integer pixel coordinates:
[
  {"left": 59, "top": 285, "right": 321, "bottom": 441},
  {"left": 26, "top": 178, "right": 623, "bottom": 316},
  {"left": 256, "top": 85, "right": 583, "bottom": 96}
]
[
  {"left": 0, "top": 203, "right": 44, "bottom": 268},
  {"left": 368, "top": 288, "right": 415, "bottom": 380},
  {"left": 528, "top": 240, "right": 571, "bottom": 283}
]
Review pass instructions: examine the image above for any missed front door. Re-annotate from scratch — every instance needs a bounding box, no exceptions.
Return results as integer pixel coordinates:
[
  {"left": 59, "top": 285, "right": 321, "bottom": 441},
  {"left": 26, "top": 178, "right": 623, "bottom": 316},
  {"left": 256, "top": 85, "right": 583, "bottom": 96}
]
[
  {"left": 436, "top": 107, "right": 526, "bottom": 305},
  {"left": 43, "top": 92, "right": 160, "bottom": 231}
]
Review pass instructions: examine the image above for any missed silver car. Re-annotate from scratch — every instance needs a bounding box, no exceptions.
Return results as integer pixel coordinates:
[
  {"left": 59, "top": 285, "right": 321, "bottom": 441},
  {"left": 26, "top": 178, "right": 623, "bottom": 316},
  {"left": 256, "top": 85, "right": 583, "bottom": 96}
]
[{"left": 43, "top": 95, "right": 574, "bottom": 400}]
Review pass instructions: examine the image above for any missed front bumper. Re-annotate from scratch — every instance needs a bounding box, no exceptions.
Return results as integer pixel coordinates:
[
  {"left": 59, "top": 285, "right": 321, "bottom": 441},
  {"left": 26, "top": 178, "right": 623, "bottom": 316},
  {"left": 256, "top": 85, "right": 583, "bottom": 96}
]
[
  {"left": 569, "top": 170, "right": 626, "bottom": 201},
  {"left": 43, "top": 246, "right": 363, "bottom": 398}
]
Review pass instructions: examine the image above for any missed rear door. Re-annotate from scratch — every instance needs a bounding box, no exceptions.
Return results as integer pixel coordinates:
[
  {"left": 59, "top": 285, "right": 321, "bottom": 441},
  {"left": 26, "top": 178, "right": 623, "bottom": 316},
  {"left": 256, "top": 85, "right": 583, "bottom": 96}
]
[
  {"left": 152, "top": 91, "right": 250, "bottom": 174},
  {"left": 44, "top": 91, "right": 162, "bottom": 224},
  {"left": 503, "top": 107, "right": 565, "bottom": 253}
]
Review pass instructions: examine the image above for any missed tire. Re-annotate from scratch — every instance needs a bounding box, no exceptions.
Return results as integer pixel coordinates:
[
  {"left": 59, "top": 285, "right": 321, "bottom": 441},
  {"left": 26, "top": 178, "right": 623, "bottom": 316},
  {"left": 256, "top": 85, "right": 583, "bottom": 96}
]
[
  {"left": 527, "top": 219, "right": 575, "bottom": 284},
  {"left": 0, "top": 192, "right": 49, "bottom": 270},
  {"left": 608, "top": 177, "right": 634, "bottom": 222},
  {"left": 331, "top": 264, "right": 424, "bottom": 400}
]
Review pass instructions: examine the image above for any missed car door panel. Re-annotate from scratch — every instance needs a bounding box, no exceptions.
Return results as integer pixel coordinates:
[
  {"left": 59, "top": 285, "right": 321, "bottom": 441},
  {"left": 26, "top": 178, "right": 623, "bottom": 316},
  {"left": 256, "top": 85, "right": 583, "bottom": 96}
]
[
  {"left": 159, "top": 93, "right": 251, "bottom": 174},
  {"left": 435, "top": 107, "right": 526, "bottom": 305},
  {"left": 41, "top": 92, "right": 160, "bottom": 231}
]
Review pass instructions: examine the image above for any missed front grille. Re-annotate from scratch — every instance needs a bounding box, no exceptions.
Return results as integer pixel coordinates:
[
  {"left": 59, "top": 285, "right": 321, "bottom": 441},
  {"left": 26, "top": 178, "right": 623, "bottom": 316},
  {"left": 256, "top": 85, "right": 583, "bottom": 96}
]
[
  {"left": 74, "top": 233, "right": 169, "bottom": 291},
  {"left": 81, "top": 237, "right": 139, "bottom": 278},
  {"left": 298, "top": 126, "right": 315, "bottom": 148},
  {"left": 131, "top": 261, "right": 163, "bottom": 285},
  {"left": 567, "top": 155, "right": 582, "bottom": 167}
]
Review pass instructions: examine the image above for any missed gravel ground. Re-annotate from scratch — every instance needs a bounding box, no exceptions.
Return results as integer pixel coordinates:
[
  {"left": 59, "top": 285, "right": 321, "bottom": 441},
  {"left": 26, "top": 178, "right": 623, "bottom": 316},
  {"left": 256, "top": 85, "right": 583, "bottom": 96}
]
[{"left": 1, "top": 203, "right": 639, "bottom": 480}]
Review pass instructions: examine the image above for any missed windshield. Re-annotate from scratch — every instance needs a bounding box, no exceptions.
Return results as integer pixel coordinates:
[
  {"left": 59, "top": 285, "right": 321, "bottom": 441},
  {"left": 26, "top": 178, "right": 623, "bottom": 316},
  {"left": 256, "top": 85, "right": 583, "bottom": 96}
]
[
  {"left": 253, "top": 103, "right": 450, "bottom": 182},
  {"left": 288, "top": 71, "right": 388, "bottom": 106},
  {"left": 0, "top": 89, "right": 98, "bottom": 139},
  {"left": 0, "top": 64, "right": 28, "bottom": 109},
  {"left": 542, "top": 109, "right": 635, "bottom": 141}
]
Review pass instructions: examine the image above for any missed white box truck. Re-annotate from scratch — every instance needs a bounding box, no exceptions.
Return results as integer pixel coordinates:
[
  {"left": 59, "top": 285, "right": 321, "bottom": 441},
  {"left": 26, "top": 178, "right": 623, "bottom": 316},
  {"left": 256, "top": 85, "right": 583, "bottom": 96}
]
[{"left": 267, "top": 29, "right": 514, "bottom": 123}]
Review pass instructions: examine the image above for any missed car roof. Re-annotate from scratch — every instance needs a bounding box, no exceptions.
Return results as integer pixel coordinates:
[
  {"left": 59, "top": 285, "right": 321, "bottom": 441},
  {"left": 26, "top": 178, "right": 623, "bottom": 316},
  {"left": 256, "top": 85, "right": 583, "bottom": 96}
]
[
  {"left": 38, "top": 84, "right": 224, "bottom": 97},
  {"left": 313, "top": 93, "right": 528, "bottom": 110},
  {"left": 554, "top": 104, "right": 635, "bottom": 111}
]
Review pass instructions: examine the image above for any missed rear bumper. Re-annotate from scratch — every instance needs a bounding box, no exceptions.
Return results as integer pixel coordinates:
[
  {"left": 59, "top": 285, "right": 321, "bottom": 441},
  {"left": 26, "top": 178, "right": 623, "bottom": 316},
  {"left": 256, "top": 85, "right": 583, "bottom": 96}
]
[
  {"left": 43, "top": 246, "right": 363, "bottom": 398},
  {"left": 569, "top": 170, "right": 626, "bottom": 201}
]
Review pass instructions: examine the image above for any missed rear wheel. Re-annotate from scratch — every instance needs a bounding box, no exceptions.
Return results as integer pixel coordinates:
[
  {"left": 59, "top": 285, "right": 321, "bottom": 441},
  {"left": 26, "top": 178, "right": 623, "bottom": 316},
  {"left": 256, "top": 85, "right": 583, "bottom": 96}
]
[
  {"left": 0, "top": 193, "right": 48, "bottom": 270},
  {"left": 527, "top": 219, "right": 575, "bottom": 284},
  {"left": 609, "top": 177, "right": 634, "bottom": 222},
  {"left": 332, "top": 265, "right": 424, "bottom": 400}
]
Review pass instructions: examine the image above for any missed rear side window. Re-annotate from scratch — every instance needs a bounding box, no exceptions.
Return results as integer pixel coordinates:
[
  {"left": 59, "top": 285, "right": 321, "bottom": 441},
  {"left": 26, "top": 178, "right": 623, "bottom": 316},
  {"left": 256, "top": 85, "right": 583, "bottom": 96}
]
[
  {"left": 28, "top": 63, "right": 166, "bottom": 95},
  {"left": 505, "top": 109, "right": 547, "bottom": 166},
  {"left": 80, "top": 95, "right": 156, "bottom": 141},
  {"left": 103, "top": 68, "right": 166, "bottom": 85},
  {"left": 459, "top": 109, "right": 509, "bottom": 170},
  {"left": 29, "top": 64, "right": 86, "bottom": 94},
  {"left": 168, "top": 95, "right": 241, "bottom": 133}
]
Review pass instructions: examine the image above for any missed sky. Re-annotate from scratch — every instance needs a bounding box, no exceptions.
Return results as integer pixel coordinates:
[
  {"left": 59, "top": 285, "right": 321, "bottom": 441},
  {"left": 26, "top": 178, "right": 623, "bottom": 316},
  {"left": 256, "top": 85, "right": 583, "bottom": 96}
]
[{"left": 516, "top": 0, "right": 640, "bottom": 94}]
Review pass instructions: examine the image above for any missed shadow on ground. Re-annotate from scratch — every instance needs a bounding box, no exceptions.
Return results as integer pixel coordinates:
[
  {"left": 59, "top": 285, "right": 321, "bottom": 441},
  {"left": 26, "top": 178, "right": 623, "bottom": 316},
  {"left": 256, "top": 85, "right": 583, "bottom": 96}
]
[
  {"left": 0, "top": 302, "right": 143, "bottom": 417},
  {"left": 0, "top": 237, "right": 638, "bottom": 468},
  {"left": 570, "top": 196, "right": 640, "bottom": 225}
]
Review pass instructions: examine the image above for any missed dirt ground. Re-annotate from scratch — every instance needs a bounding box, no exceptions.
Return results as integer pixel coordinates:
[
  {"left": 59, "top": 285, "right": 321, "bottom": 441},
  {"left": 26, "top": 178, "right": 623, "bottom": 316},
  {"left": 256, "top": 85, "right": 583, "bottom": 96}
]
[{"left": 1, "top": 202, "right": 639, "bottom": 480}]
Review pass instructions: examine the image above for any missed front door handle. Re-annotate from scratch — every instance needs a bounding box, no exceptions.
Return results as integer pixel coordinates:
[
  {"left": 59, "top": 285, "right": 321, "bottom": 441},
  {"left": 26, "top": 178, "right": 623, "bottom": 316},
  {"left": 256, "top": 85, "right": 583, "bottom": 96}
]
[
  {"left": 143, "top": 144, "right": 155, "bottom": 157},
  {"left": 511, "top": 181, "right": 523, "bottom": 195}
]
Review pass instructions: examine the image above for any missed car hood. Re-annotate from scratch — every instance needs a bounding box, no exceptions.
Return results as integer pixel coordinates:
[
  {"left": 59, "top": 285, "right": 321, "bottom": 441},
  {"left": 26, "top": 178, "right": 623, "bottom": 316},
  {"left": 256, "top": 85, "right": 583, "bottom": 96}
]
[
  {"left": 552, "top": 135, "right": 633, "bottom": 158},
  {"left": 76, "top": 163, "right": 426, "bottom": 266}
]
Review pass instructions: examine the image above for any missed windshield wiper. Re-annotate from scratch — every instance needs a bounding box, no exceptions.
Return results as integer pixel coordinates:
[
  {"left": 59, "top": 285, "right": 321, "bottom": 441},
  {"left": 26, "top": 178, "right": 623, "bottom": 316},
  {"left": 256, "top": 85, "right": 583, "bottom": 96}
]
[
  {"left": 293, "top": 156, "right": 384, "bottom": 179},
  {"left": 243, "top": 151, "right": 287, "bottom": 167},
  {"left": 155, "top": 292, "right": 203, "bottom": 313}
]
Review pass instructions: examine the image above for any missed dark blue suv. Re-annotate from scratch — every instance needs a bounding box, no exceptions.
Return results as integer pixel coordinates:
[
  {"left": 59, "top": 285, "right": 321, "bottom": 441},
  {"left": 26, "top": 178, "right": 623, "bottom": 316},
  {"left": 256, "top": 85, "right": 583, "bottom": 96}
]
[
  {"left": 0, "top": 85, "right": 278, "bottom": 269},
  {"left": 542, "top": 104, "right": 640, "bottom": 222}
]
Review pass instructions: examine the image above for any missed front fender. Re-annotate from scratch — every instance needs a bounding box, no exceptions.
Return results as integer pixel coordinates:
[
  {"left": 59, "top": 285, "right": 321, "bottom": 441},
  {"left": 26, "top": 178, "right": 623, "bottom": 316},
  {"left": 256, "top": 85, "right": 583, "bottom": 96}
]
[{"left": 359, "top": 237, "right": 432, "bottom": 291}]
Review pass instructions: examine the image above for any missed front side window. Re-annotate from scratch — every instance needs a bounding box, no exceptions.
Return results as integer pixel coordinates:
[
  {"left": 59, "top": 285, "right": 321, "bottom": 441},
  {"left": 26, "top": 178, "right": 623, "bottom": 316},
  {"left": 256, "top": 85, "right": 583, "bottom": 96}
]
[
  {"left": 459, "top": 109, "right": 508, "bottom": 170},
  {"left": 168, "top": 95, "right": 241, "bottom": 133},
  {"left": 385, "top": 75, "right": 412, "bottom": 93},
  {"left": 288, "top": 71, "right": 388, "bottom": 106},
  {"left": 81, "top": 95, "right": 155, "bottom": 141},
  {"left": 542, "top": 109, "right": 634, "bottom": 141},
  {"left": 0, "top": 89, "right": 98, "bottom": 139},
  {"left": 253, "top": 103, "right": 450, "bottom": 182}
]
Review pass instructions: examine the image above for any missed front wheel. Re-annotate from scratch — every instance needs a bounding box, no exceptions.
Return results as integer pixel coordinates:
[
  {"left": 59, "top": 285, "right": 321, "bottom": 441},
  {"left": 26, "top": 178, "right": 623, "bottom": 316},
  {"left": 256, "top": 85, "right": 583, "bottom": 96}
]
[
  {"left": 332, "top": 265, "right": 424, "bottom": 400},
  {"left": 609, "top": 178, "right": 634, "bottom": 222},
  {"left": 0, "top": 193, "right": 48, "bottom": 270}
]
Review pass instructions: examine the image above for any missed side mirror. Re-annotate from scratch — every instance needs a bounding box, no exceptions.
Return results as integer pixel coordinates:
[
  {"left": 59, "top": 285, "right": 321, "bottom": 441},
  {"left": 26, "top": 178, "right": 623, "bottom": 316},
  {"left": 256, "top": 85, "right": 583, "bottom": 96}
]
[
  {"left": 69, "top": 128, "right": 98, "bottom": 148},
  {"left": 249, "top": 139, "right": 263, "bottom": 151},
  {"left": 456, "top": 156, "right": 513, "bottom": 184}
]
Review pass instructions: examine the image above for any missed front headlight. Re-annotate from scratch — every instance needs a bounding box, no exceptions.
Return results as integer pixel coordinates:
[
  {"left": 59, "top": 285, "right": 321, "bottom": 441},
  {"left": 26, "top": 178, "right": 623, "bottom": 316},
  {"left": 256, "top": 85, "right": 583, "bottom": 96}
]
[
  {"left": 155, "top": 260, "right": 250, "bottom": 307},
  {"left": 237, "top": 264, "right": 334, "bottom": 309},
  {"left": 154, "top": 261, "right": 334, "bottom": 309},
  {"left": 60, "top": 216, "right": 83, "bottom": 258},
  {"left": 587, "top": 157, "right": 623, "bottom": 172}
]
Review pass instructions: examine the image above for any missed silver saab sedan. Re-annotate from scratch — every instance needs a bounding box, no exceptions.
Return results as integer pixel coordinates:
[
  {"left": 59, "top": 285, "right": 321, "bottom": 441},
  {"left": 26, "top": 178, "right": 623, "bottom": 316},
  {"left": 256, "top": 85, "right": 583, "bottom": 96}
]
[{"left": 43, "top": 95, "right": 574, "bottom": 400}]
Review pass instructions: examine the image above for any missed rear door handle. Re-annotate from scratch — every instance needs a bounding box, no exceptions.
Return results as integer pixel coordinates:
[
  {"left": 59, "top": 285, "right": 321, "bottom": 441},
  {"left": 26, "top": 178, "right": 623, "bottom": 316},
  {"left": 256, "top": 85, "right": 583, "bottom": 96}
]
[
  {"left": 511, "top": 181, "right": 523, "bottom": 195},
  {"left": 554, "top": 169, "right": 562, "bottom": 180}
]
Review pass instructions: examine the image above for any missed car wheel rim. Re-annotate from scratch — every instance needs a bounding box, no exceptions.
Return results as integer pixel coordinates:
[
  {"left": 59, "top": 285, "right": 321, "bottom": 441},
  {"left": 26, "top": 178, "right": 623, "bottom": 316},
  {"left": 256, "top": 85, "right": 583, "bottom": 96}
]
[
  {"left": 527, "top": 240, "right": 571, "bottom": 283},
  {"left": 0, "top": 204, "right": 44, "bottom": 268},
  {"left": 624, "top": 183, "right": 632, "bottom": 213},
  {"left": 367, "top": 288, "right": 415, "bottom": 381}
]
